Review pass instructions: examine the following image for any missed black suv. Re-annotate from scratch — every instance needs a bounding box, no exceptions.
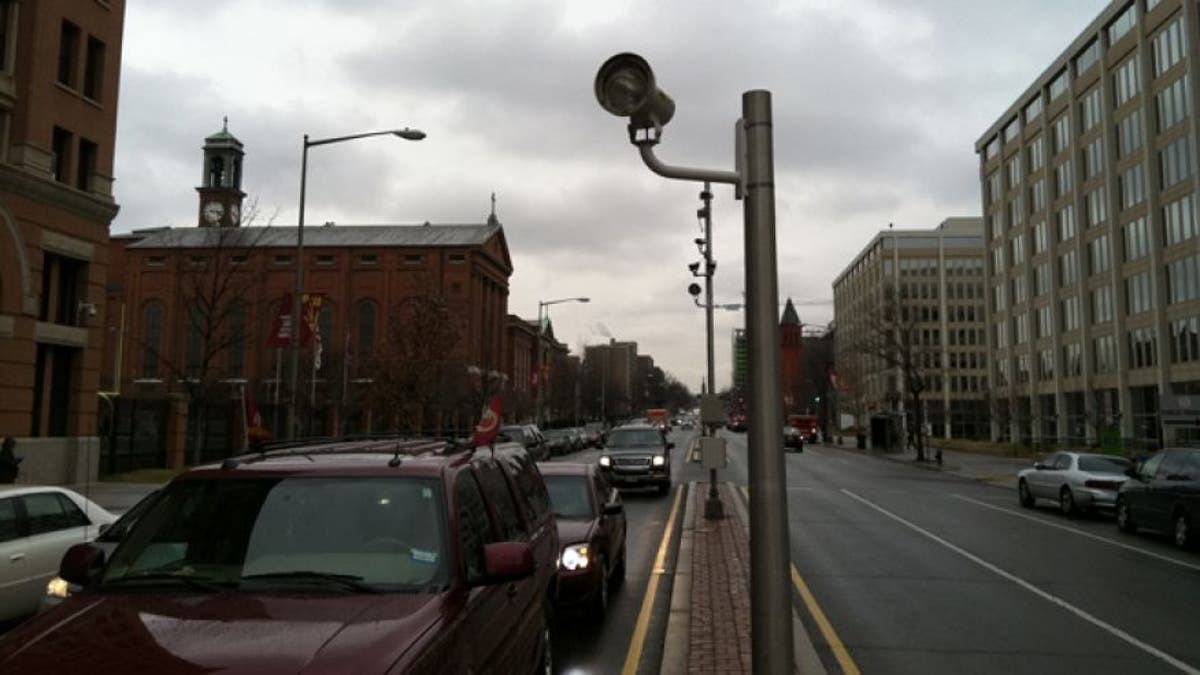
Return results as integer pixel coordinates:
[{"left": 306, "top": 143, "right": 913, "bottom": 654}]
[
  {"left": 1, "top": 439, "right": 560, "bottom": 674},
  {"left": 597, "top": 424, "right": 674, "bottom": 496},
  {"left": 1116, "top": 447, "right": 1200, "bottom": 549}
]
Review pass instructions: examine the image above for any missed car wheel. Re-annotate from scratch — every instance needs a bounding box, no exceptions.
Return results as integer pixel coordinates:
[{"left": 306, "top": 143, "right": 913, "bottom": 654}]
[
  {"left": 1174, "top": 510, "right": 1193, "bottom": 550},
  {"left": 590, "top": 556, "right": 609, "bottom": 621},
  {"left": 1018, "top": 479, "right": 1034, "bottom": 508},
  {"left": 538, "top": 600, "right": 554, "bottom": 675},
  {"left": 1059, "top": 487, "right": 1077, "bottom": 516},
  {"left": 1116, "top": 498, "right": 1137, "bottom": 533}
]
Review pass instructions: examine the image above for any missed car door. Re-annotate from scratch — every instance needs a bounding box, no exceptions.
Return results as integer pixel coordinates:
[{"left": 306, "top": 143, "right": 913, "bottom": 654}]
[
  {"left": 15, "top": 492, "right": 93, "bottom": 617},
  {"left": 1028, "top": 453, "right": 1062, "bottom": 498},
  {"left": 0, "top": 496, "right": 29, "bottom": 622},
  {"left": 1148, "top": 451, "right": 1187, "bottom": 529},
  {"left": 1128, "top": 452, "right": 1166, "bottom": 524},
  {"left": 593, "top": 473, "right": 625, "bottom": 571}
]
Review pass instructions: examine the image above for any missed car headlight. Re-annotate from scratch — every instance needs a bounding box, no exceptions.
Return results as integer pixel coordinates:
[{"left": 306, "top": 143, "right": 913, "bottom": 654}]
[
  {"left": 599, "top": 455, "right": 611, "bottom": 467},
  {"left": 652, "top": 455, "right": 666, "bottom": 466},
  {"left": 560, "top": 544, "right": 590, "bottom": 571},
  {"left": 46, "top": 576, "right": 71, "bottom": 599}
]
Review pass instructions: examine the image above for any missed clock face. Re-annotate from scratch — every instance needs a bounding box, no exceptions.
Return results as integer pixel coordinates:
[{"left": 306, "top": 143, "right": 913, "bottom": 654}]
[
  {"left": 229, "top": 204, "right": 240, "bottom": 224},
  {"left": 203, "top": 201, "right": 225, "bottom": 223}
]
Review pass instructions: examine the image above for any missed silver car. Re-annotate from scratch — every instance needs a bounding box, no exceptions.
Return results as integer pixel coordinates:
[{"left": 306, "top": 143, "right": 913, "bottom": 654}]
[{"left": 1018, "top": 452, "right": 1132, "bottom": 515}]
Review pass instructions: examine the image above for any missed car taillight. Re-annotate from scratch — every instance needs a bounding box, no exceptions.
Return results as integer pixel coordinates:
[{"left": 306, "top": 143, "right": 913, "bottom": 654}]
[{"left": 1084, "top": 479, "right": 1119, "bottom": 490}]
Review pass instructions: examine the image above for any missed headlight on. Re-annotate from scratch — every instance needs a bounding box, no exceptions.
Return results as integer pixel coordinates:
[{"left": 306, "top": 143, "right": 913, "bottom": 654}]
[
  {"left": 652, "top": 455, "right": 665, "bottom": 466},
  {"left": 560, "top": 544, "right": 590, "bottom": 571},
  {"left": 599, "top": 456, "right": 611, "bottom": 467},
  {"left": 46, "top": 577, "right": 71, "bottom": 599}
]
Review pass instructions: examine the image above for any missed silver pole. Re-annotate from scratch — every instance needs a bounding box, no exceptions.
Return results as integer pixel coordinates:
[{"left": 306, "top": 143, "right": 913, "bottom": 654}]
[
  {"left": 286, "top": 137, "right": 309, "bottom": 439},
  {"left": 700, "top": 182, "right": 724, "bottom": 520},
  {"left": 742, "top": 90, "right": 793, "bottom": 675},
  {"left": 535, "top": 302, "right": 544, "bottom": 427}
]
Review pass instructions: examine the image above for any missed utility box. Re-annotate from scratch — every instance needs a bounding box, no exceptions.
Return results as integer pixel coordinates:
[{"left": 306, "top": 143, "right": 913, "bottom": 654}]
[
  {"left": 700, "top": 394, "right": 725, "bottom": 425},
  {"left": 700, "top": 436, "right": 727, "bottom": 470}
]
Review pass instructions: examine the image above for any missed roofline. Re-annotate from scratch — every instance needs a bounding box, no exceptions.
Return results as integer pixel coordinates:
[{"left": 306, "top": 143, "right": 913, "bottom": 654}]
[{"left": 830, "top": 217, "right": 984, "bottom": 289}]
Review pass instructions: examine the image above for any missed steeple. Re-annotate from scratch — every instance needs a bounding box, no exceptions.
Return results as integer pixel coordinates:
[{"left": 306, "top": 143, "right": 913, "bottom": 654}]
[
  {"left": 196, "top": 118, "right": 246, "bottom": 227},
  {"left": 780, "top": 297, "right": 801, "bottom": 326}
]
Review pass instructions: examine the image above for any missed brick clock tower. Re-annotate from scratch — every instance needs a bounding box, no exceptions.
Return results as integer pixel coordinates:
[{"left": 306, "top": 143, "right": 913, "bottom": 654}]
[
  {"left": 779, "top": 297, "right": 805, "bottom": 415},
  {"left": 196, "top": 118, "right": 246, "bottom": 227}
]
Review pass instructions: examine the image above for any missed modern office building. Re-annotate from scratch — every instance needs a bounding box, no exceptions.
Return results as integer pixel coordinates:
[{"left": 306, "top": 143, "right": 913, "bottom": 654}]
[
  {"left": 0, "top": 1, "right": 125, "bottom": 483},
  {"left": 976, "top": 0, "right": 1200, "bottom": 448},
  {"left": 832, "top": 219, "right": 989, "bottom": 440}
]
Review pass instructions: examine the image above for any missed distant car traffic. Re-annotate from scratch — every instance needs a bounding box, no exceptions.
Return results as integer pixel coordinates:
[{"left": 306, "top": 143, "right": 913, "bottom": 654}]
[
  {"left": 500, "top": 424, "right": 550, "bottom": 461},
  {"left": 1017, "top": 452, "right": 1131, "bottom": 515},
  {"left": 1116, "top": 447, "right": 1200, "bottom": 549},
  {"left": 727, "top": 414, "right": 747, "bottom": 432},
  {"left": 0, "top": 486, "right": 116, "bottom": 624},
  {"left": 783, "top": 426, "right": 804, "bottom": 452},
  {"left": 539, "top": 462, "right": 626, "bottom": 619},
  {"left": 598, "top": 424, "right": 674, "bottom": 495},
  {"left": 787, "top": 414, "right": 820, "bottom": 442},
  {"left": 542, "top": 428, "right": 576, "bottom": 456}
]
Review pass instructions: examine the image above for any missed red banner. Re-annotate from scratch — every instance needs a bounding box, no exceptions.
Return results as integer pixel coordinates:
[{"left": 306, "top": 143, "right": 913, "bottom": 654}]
[
  {"left": 266, "top": 294, "right": 292, "bottom": 347},
  {"left": 266, "top": 293, "right": 325, "bottom": 348},
  {"left": 472, "top": 395, "right": 503, "bottom": 448}
]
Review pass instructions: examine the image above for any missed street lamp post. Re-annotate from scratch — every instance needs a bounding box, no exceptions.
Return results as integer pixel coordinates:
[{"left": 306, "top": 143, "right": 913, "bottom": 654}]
[
  {"left": 534, "top": 297, "right": 589, "bottom": 428},
  {"left": 595, "top": 53, "right": 793, "bottom": 674},
  {"left": 286, "top": 128, "right": 425, "bottom": 440},
  {"left": 691, "top": 183, "right": 724, "bottom": 519}
]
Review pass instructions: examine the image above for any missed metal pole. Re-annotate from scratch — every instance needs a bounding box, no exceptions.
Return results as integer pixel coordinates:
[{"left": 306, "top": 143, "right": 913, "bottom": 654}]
[
  {"left": 286, "top": 136, "right": 309, "bottom": 439},
  {"left": 535, "top": 302, "right": 544, "bottom": 427},
  {"left": 700, "top": 182, "right": 724, "bottom": 520},
  {"left": 742, "top": 90, "right": 793, "bottom": 674}
]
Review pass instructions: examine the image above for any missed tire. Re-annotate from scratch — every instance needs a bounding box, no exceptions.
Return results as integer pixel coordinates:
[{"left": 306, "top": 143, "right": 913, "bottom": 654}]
[
  {"left": 1018, "top": 479, "right": 1035, "bottom": 508},
  {"left": 1173, "top": 510, "right": 1193, "bottom": 550},
  {"left": 590, "top": 556, "right": 609, "bottom": 621},
  {"left": 538, "top": 600, "right": 554, "bottom": 675},
  {"left": 1059, "top": 487, "right": 1077, "bottom": 516},
  {"left": 1116, "top": 498, "right": 1137, "bottom": 533}
]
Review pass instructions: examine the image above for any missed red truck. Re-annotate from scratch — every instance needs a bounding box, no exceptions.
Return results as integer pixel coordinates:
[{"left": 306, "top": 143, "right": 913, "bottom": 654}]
[{"left": 788, "top": 414, "right": 820, "bottom": 442}]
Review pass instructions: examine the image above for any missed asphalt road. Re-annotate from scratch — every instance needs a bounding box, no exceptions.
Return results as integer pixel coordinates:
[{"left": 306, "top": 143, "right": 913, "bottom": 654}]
[{"left": 718, "top": 433, "right": 1200, "bottom": 675}]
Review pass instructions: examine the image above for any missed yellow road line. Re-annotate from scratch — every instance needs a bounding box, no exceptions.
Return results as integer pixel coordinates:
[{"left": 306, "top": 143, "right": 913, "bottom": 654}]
[
  {"left": 622, "top": 484, "right": 685, "bottom": 675},
  {"left": 739, "top": 485, "right": 861, "bottom": 675}
]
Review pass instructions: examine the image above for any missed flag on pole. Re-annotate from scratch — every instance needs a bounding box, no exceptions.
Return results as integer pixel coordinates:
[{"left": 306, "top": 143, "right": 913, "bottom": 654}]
[
  {"left": 267, "top": 294, "right": 292, "bottom": 347},
  {"left": 472, "top": 394, "right": 503, "bottom": 448}
]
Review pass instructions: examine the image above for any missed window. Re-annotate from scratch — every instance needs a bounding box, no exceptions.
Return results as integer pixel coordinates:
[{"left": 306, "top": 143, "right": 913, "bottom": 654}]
[
  {"left": 1119, "top": 164, "right": 1146, "bottom": 210},
  {"left": 315, "top": 255, "right": 336, "bottom": 266},
  {"left": 994, "top": 321, "right": 1009, "bottom": 350},
  {"left": 1086, "top": 187, "right": 1108, "bottom": 228},
  {"left": 142, "top": 302, "right": 164, "bottom": 378},
  {"left": 993, "top": 284, "right": 1007, "bottom": 312},
  {"left": 1054, "top": 162, "right": 1074, "bottom": 199},
  {"left": 1167, "top": 253, "right": 1200, "bottom": 304},
  {"left": 1016, "top": 354, "right": 1031, "bottom": 384},
  {"left": 1170, "top": 317, "right": 1200, "bottom": 363},
  {"left": 1126, "top": 270, "right": 1155, "bottom": 314},
  {"left": 1082, "top": 137, "right": 1104, "bottom": 181},
  {"left": 1124, "top": 217, "right": 1150, "bottom": 261},
  {"left": 985, "top": 137, "right": 1000, "bottom": 160},
  {"left": 988, "top": 172, "right": 1002, "bottom": 205},
  {"left": 0, "top": 2, "right": 13, "bottom": 73},
  {"left": 1049, "top": 69, "right": 1070, "bottom": 101},
  {"left": 356, "top": 300, "right": 377, "bottom": 365},
  {"left": 1006, "top": 156, "right": 1022, "bottom": 189},
  {"left": 1063, "top": 342, "right": 1084, "bottom": 377},
  {"left": 1012, "top": 275, "right": 1028, "bottom": 305},
  {"left": 1156, "top": 77, "right": 1190, "bottom": 132},
  {"left": 455, "top": 474, "right": 495, "bottom": 584},
  {"left": 403, "top": 254, "right": 423, "bottom": 266},
  {"left": 57, "top": 21, "right": 80, "bottom": 88},
  {"left": 1089, "top": 234, "right": 1111, "bottom": 275},
  {"left": 1080, "top": 86, "right": 1103, "bottom": 131},
  {"left": 1056, "top": 205, "right": 1077, "bottom": 241},
  {"left": 1117, "top": 111, "right": 1143, "bottom": 158},
  {"left": 1153, "top": 17, "right": 1187, "bottom": 76},
  {"left": 1128, "top": 326, "right": 1158, "bottom": 368},
  {"left": 473, "top": 462, "right": 523, "bottom": 540},
  {"left": 51, "top": 127, "right": 72, "bottom": 184},
  {"left": 1035, "top": 264, "right": 1051, "bottom": 296},
  {"left": 1092, "top": 285, "right": 1115, "bottom": 323},
  {"left": 1004, "top": 118, "right": 1021, "bottom": 144},
  {"left": 358, "top": 255, "right": 378, "bottom": 265},
  {"left": 83, "top": 36, "right": 105, "bottom": 100},
  {"left": 1011, "top": 234, "right": 1026, "bottom": 266},
  {"left": 1060, "top": 250, "right": 1080, "bottom": 286},
  {"left": 1033, "top": 221, "right": 1048, "bottom": 255},
  {"left": 1028, "top": 136, "right": 1045, "bottom": 173},
  {"left": 1037, "top": 305, "right": 1054, "bottom": 338},
  {"left": 1113, "top": 55, "right": 1140, "bottom": 108},
  {"left": 1014, "top": 314, "right": 1030, "bottom": 344},
  {"left": 991, "top": 247, "right": 1005, "bottom": 275},
  {"left": 1008, "top": 195, "right": 1024, "bottom": 227},
  {"left": 1037, "top": 348, "right": 1055, "bottom": 381},
  {"left": 38, "top": 253, "right": 85, "bottom": 326},
  {"left": 1075, "top": 39, "right": 1100, "bottom": 75},
  {"left": 1052, "top": 114, "right": 1071, "bottom": 154},
  {"left": 1108, "top": 4, "right": 1138, "bottom": 44},
  {"left": 1024, "top": 96, "right": 1044, "bottom": 124},
  {"left": 273, "top": 255, "right": 292, "bottom": 265},
  {"left": 76, "top": 138, "right": 97, "bottom": 192},
  {"left": 1062, "top": 296, "right": 1081, "bottom": 332},
  {"left": 1030, "top": 179, "right": 1047, "bottom": 213},
  {"left": 0, "top": 498, "right": 16, "bottom": 544},
  {"left": 146, "top": 256, "right": 165, "bottom": 267},
  {"left": 448, "top": 253, "right": 466, "bottom": 265},
  {"left": 1159, "top": 135, "right": 1192, "bottom": 190},
  {"left": 22, "top": 492, "right": 88, "bottom": 535},
  {"left": 1163, "top": 193, "right": 1198, "bottom": 245},
  {"left": 1094, "top": 334, "right": 1118, "bottom": 373},
  {"left": 1146, "top": 0, "right": 1161, "bottom": 11}
]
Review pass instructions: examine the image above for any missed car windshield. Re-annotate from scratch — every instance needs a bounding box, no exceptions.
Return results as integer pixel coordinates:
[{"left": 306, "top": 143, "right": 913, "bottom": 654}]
[
  {"left": 544, "top": 476, "right": 593, "bottom": 520},
  {"left": 1078, "top": 456, "right": 1132, "bottom": 473},
  {"left": 607, "top": 429, "right": 662, "bottom": 448},
  {"left": 101, "top": 477, "right": 447, "bottom": 592}
]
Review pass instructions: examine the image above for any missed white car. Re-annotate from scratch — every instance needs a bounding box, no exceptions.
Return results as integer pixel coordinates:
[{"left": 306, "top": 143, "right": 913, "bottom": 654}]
[
  {"left": 0, "top": 486, "right": 115, "bottom": 623},
  {"left": 1017, "top": 452, "right": 1133, "bottom": 515}
]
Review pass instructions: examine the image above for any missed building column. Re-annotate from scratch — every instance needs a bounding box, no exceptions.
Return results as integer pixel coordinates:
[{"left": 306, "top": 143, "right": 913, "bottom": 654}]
[{"left": 1118, "top": 385, "right": 1135, "bottom": 442}]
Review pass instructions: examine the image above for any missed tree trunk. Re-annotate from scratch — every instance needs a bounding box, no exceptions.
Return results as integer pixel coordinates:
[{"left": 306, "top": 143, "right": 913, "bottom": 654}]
[{"left": 910, "top": 390, "right": 925, "bottom": 462}]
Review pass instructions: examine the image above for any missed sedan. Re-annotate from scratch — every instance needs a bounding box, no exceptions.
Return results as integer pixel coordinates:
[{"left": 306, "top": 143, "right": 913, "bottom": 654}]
[
  {"left": 784, "top": 426, "right": 804, "bottom": 452},
  {"left": 1117, "top": 447, "right": 1200, "bottom": 549},
  {"left": 0, "top": 486, "right": 115, "bottom": 623},
  {"left": 539, "top": 462, "right": 626, "bottom": 619},
  {"left": 1017, "top": 452, "right": 1132, "bottom": 515}
]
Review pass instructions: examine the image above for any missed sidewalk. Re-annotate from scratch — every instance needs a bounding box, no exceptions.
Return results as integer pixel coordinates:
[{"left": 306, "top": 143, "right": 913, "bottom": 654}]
[{"left": 862, "top": 443, "right": 1038, "bottom": 490}]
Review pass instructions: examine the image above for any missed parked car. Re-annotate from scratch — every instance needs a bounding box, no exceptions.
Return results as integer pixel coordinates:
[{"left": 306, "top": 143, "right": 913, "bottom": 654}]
[
  {"left": 1116, "top": 447, "right": 1200, "bottom": 549},
  {"left": 584, "top": 422, "right": 607, "bottom": 448},
  {"left": 500, "top": 424, "right": 550, "bottom": 461},
  {"left": 0, "top": 486, "right": 116, "bottom": 624},
  {"left": 542, "top": 428, "right": 576, "bottom": 457},
  {"left": 783, "top": 426, "right": 804, "bottom": 452},
  {"left": 598, "top": 424, "right": 673, "bottom": 496},
  {"left": 0, "top": 439, "right": 559, "bottom": 674},
  {"left": 1017, "top": 452, "right": 1132, "bottom": 515},
  {"left": 538, "top": 462, "right": 626, "bottom": 619},
  {"left": 568, "top": 428, "right": 589, "bottom": 452}
]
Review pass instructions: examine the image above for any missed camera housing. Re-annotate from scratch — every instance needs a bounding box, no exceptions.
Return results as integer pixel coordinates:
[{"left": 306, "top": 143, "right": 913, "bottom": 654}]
[{"left": 688, "top": 282, "right": 702, "bottom": 297}]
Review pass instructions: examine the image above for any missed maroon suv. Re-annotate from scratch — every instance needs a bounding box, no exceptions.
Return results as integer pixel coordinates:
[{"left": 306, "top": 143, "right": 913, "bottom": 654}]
[{"left": 0, "top": 439, "right": 559, "bottom": 674}]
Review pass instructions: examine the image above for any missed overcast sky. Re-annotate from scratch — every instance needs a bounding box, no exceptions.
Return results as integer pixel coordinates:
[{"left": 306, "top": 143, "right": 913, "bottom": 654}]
[{"left": 111, "top": 0, "right": 1111, "bottom": 392}]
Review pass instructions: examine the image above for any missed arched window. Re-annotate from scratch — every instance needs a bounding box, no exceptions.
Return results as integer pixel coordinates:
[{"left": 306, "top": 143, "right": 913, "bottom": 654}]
[
  {"left": 208, "top": 156, "right": 225, "bottom": 187},
  {"left": 356, "top": 300, "right": 377, "bottom": 368},
  {"left": 142, "top": 301, "right": 164, "bottom": 378},
  {"left": 227, "top": 301, "right": 247, "bottom": 378}
]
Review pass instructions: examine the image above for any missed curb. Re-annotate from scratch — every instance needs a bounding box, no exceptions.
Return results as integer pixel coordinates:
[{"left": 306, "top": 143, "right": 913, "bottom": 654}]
[
  {"left": 660, "top": 482, "right": 694, "bottom": 675},
  {"left": 821, "top": 442, "right": 1021, "bottom": 491}
]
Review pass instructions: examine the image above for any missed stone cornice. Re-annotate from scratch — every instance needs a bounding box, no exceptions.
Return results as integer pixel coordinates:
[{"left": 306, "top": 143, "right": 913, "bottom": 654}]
[{"left": 0, "top": 164, "right": 120, "bottom": 224}]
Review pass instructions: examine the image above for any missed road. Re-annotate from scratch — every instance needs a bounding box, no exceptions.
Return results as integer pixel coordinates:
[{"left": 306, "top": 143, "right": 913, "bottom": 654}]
[{"left": 716, "top": 433, "right": 1200, "bottom": 675}]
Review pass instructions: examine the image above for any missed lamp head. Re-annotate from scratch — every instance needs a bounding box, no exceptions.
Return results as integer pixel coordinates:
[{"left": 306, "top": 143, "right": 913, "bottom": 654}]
[
  {"left": 594, "top": 53, "right": 675, "bottom": 131},
  {"left": 392, "top": 128, "right": 426, "bottom": 141},
  {"left": 688, "top": 262, "right": 700, "bottom": 274}
]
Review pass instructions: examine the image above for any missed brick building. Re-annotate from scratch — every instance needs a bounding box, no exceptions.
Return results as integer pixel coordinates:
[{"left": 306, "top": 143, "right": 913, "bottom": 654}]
[{"left": 0, "top": 0, "right": 125, "bottom": 483}]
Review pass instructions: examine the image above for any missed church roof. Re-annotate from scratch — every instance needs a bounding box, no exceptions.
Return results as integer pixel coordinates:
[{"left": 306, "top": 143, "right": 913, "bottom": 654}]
[
  {"left": 128, "top": 223, "right": 503, "bottom": 249},
  {"left": 780, "top": 297, "right": 801, "bottom": 326},
  {"left": 205, "top": 119, "right": 243, "bottom": 147}
]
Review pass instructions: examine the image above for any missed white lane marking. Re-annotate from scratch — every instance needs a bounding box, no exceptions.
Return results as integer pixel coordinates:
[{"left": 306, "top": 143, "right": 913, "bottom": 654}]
[
  {"left": 951, "top": 494, "right": 1200, "bottom": 573},
  {"left": 842, "top": 488, "right": 1200, "bottom": 675}
]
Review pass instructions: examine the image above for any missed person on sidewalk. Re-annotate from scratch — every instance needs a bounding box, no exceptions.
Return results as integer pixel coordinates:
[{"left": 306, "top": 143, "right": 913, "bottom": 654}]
[{"left": 0, "top": 436, "right": 21, "bottom": 484}]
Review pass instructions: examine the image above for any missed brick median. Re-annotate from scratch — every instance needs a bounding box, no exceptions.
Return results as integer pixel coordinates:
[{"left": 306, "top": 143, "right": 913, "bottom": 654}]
[{"left": 687, "top": 483, "right": 752, "bottom": 674}]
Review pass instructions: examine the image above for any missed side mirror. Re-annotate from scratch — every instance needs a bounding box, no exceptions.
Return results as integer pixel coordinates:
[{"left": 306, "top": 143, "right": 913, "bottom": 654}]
[
  {"left": 59, "top": 543, "right": 106, "bottom": 586},
  {"left": 475, "top": 542, "right": 536, "bottom": 586},
  {"left": 1033, "top": 463, "right": 1047, "bottom": 471},
  {"left": 602, "top": 502, "right": 624, "bottom": 516}
]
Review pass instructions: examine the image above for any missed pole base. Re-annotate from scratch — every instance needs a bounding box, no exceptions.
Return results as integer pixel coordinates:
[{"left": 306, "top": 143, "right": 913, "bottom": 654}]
[{"left": 704, "top": 495, "right": 725, "bottom": 519}]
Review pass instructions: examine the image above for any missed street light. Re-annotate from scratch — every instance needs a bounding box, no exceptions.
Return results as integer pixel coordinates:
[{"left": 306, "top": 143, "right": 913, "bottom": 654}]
[
  {"left": 286, "top": 128, "right": 425, "bottom": 440},
  {"left": 535, "top": 297, "right": 590, "bottom": 428},
  {"left": 595, "top": 53, "right": 793, "bottom": 674}
]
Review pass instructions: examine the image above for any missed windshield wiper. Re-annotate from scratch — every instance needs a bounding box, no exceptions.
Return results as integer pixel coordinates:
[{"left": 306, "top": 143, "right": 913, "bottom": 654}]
[
  {"left": 104, "top": 572, "right": 228, "bottom": 592},
  {"left": 240, "top": 571, "right": 383, "bottom": 593}
]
